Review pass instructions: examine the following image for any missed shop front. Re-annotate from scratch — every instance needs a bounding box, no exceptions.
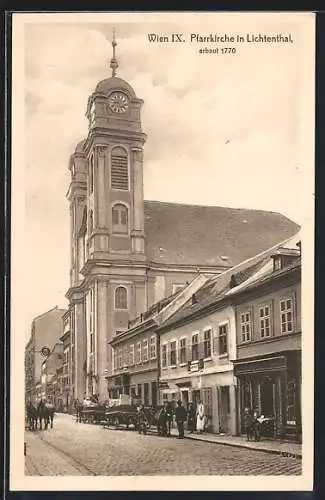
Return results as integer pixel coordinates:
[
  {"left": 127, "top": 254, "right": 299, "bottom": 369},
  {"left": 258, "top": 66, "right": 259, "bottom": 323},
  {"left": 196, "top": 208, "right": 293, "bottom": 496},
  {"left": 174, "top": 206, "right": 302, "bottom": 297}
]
[
  {"left": 234, "top": 351, "right": 301, "bottom": 441},
  {"left": 159, "top": 371, "right": 237, "bottom": 435}
]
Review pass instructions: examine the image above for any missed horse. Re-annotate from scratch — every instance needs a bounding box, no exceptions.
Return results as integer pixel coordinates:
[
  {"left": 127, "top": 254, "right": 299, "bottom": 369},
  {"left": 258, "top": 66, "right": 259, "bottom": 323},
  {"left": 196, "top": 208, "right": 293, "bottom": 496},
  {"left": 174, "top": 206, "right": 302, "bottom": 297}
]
[
  {"left": 26, "top": 402, "right": 38, "bottom": 431},
  {"left": 37, "top": 400, "right": 55, "bottom": 430}
]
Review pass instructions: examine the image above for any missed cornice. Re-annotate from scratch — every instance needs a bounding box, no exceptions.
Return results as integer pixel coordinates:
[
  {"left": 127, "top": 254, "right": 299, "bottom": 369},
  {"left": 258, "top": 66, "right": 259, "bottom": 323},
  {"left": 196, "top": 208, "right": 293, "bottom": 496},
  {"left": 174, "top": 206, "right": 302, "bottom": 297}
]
[{"left": 110, "top": 319, "right": 155, "bottom": 346}]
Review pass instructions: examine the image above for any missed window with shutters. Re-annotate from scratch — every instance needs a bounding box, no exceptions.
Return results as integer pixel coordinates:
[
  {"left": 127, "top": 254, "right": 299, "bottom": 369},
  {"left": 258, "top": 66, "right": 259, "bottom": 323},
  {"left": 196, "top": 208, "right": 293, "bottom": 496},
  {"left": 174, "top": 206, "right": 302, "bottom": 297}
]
[
  {"left": 114, "top": 286, "right": 128, "bottom": 310},
  {"left": 136, "top": 342, "right": 141, "bottom": 364},
  {"left": 111, "top": 146, "right": 129, "bottom": 190},
  {"left": 112, "top": 204, "right": 128, "bottom": 234}
]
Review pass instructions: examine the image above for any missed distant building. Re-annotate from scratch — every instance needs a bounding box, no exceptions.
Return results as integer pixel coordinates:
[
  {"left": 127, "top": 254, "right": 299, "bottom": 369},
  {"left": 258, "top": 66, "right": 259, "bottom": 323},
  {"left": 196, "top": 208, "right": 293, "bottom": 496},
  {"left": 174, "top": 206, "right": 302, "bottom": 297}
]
[
  {"left": 40, "top": 342, "right": 64, "bottom": 404},
  {"left": 25, "top": 306, "right": 67, "bottom": 403},
  {"left": 65, "top": 38, "right": 299, "bottom": 401},
  {"left": 232, "top": 236, "right": 301, "bottom": 441},
  {"left": 60, "top": 311, "right": 73, "bottom": 411}
]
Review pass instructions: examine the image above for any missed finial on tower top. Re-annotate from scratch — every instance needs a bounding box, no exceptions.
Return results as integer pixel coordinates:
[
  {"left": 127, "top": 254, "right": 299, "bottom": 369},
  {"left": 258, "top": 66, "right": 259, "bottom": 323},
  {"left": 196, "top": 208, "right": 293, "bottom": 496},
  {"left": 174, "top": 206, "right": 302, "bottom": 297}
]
[{"left": 110, "top": 30, "right": 118, "bottom": 77}]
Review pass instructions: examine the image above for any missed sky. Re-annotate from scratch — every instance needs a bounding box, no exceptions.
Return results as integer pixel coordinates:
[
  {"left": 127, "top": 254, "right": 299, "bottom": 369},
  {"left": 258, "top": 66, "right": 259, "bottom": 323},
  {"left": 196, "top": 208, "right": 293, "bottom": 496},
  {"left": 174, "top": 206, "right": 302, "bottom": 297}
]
[{"left": 20, "top": 14, "right": 313, "bottom": 341}]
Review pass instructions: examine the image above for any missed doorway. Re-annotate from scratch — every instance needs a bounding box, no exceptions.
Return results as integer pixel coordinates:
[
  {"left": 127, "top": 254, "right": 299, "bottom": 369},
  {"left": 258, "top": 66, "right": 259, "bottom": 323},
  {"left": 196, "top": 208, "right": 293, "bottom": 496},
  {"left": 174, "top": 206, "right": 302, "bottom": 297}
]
[
  {"left": 260, "top": 378, "right": 274, "bottom": 417},
  {"left": 192, "top": 390, "right": 201, "bottom": 407},
  {"left": 181, "top": 390, "right": 189, "bottom": 408},
  {"left": 219, "top": 386, "right": 230, "bottom": 433},
  {"left": 151, "top": 381, "right": 157, "bottom": 407}
]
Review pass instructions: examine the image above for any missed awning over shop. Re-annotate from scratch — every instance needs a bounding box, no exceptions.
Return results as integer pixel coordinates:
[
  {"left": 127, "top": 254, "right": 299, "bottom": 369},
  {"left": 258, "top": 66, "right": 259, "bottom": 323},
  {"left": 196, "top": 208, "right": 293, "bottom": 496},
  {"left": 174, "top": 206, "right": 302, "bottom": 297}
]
[
  {"left": 234, "top": 356, "right": 287, "bottom": 377},
  {"left": 175, "top": 380, "right": 192, "bottom": 388}
]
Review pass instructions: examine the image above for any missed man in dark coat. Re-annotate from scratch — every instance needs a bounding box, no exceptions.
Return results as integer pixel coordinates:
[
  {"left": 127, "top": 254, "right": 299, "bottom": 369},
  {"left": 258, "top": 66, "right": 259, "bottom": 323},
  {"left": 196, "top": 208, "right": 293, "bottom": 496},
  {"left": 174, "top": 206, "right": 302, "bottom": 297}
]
[
  {"left": 175, "top": 400, "right": 187, "bottom": 439},
  {"left": 187, "top": 402, "right": 196, "bottom": 433}
]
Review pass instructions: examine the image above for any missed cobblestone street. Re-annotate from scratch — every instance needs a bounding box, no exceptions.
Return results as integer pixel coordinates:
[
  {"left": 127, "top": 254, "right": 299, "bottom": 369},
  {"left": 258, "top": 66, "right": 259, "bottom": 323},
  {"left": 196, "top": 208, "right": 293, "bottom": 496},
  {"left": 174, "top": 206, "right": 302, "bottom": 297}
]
[{"left": 25, "top": 414, "right": 302, "bottom": 476}]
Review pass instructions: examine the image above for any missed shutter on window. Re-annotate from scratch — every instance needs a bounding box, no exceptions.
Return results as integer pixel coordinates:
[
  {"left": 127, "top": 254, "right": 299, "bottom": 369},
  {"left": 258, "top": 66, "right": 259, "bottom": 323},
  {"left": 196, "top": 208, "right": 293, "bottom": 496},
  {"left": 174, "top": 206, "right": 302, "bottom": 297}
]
[{"left": 111, "top": 149, "right": 128, "bottom": 190}]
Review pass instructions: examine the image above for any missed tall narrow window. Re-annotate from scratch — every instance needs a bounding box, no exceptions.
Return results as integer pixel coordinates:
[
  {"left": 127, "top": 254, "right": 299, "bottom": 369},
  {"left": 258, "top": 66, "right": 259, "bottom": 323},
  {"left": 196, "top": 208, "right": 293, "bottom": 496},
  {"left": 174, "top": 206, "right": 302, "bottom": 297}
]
[
  {"left": 280, "top": 297, "right": 293, "bottom": 333},
  {"left": 161, "top": 345, "right": 167, "bottom": 368},
  {"left": 129, "top": 344, "right": 135, "bottom": 366},
  {"left": 179, "top": 338, "right": 187, "bottom": 364},
  {"left": 218, "top": 324, "right": 228, "bottom": 355},
  {"left": 136, "top": 342, "right": 141, "bottom": 364},
  {"left": 89, "top": 155, "right": 94, "bottom": 194},
  {"left": 142, "top": 339, "right": 149, "bottom": 362},
  {"left": 89, "top": 210, "right": 94, "bottom": 235},
  {"left": 150, "top": 336, "right": 157, "bottom": 359},
  {"left": 112, "top": 204, "right": 128, "bottom": 234},
  {"left": 191, "top": 334, "right": 199, "bottom": 361},
  {"left": 259, "top": 305, "right": 271, "bottom": 338},
  {"left": 170, "top": 341, "right": 177, "bottom": 366},
  {"left": 203, "top": 329, "right": 212, "bottom": 358},
  {"left": 111, "top": 146, "right": 129, "bottom": 190},
  {"left": 240, "top": 312, "right": 251, "bottom": 342},
  {"left": 114, "top": 286, "right": 128, "bottom": 310}
]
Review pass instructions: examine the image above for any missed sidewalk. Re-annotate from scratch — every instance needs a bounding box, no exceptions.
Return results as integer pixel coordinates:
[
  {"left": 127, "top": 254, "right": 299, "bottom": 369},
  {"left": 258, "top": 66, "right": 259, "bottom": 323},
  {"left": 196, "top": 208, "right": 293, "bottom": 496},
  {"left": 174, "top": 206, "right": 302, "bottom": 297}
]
[{"left": 170, "top": 428, "right": 302, "bottom": 458}]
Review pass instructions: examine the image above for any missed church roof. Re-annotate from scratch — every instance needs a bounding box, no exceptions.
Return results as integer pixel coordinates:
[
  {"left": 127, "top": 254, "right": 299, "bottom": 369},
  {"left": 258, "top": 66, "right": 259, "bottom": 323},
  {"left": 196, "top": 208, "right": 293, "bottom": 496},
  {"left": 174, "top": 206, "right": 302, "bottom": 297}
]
[
  {"left": 143, "top": 200, "right": 299, "bottom": 267},
  {"left": 95, "top": 76, "right": 136, "bottom": 98}
]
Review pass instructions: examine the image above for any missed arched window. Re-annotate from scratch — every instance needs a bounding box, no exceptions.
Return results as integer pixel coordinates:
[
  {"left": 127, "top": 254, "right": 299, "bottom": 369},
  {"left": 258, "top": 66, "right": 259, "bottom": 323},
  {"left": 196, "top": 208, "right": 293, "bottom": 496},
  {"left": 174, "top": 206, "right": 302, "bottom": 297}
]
[
  {"left": 115, "top": 286, "right": 128, "bottom": 310},
  {"left": 111, "top": 146, "right": 128, "bottom": 190},
  {"left": 112, "top": 204, "right": 128, "bottom": 234}
]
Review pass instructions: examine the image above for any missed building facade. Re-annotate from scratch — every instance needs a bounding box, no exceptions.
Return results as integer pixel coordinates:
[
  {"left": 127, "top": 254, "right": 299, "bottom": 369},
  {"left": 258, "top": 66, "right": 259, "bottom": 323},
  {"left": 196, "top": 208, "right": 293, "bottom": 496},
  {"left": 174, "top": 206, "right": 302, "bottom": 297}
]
[
  {"left": 40, "top": 342, "right": 64, "bottom": 404},
  {"left": 108, "top": 274, "right": 210, "bottom": 405},
  {"left": 232, "top": 245, "right": 301, "bottom": 441},
  {"left": 25, "top": 306, "right": 67, "bottom": 403},
  {"left": 157, "top": 304, "right": 237, "bottom": 435},
  {"left": 65, "top": 37, "right": 299, "bottom": 401}
]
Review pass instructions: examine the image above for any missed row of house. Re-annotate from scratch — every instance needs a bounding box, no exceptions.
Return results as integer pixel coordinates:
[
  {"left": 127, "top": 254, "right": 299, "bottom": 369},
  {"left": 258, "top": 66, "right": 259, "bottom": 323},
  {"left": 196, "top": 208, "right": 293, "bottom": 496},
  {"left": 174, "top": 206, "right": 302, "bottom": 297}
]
[{"left": 107, "top": 233, "right": 302, "bottom": 441}]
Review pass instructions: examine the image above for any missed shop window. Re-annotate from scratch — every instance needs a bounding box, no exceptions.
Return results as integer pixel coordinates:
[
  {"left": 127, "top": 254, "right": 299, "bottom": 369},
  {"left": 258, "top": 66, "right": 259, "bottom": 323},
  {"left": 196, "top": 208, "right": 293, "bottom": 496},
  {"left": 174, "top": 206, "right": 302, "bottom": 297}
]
[
  {"left": 259, "top": 305, "right": 271, "bottom": 338},
  {"left": 170, "top": 341, "right": 177, "bottom": 366},
  {"left": 191, "top": 333, "right": 199, "bottom": 361},
  {"left": 218, "top": 324, "right": 228, "bottom": 355},
  {"left": 280, "top": 297, "right": 294, "bottom": 333},
  {"left": 287, "top": 379, "right": 296, "bottom": 424},
  {"left": 161, "top": 344, "right": 167, "bottom": 368},
  {"left": 240, "top": 312, "right": 251, "bottom": 342},
  {"left": 203, "top": 329, "right": 212, "bottom": 358},
  {"left": 179, "top": 338, "right": 187, "bottom": 364}
]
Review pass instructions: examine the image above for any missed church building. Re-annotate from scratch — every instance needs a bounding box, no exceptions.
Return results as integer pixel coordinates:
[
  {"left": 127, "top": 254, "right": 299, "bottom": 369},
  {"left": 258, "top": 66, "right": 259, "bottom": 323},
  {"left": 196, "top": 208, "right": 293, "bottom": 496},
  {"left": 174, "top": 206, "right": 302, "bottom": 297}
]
[{"left": 65, "top": 35, "right": 299, "bottom": 400}]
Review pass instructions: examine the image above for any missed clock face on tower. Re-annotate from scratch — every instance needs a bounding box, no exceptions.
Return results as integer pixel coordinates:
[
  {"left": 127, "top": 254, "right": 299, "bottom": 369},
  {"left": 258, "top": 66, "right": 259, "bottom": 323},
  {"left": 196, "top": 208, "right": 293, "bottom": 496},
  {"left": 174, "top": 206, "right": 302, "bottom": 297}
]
[{"left": 108, "top": 92, "right": 129, "bottom": 114}]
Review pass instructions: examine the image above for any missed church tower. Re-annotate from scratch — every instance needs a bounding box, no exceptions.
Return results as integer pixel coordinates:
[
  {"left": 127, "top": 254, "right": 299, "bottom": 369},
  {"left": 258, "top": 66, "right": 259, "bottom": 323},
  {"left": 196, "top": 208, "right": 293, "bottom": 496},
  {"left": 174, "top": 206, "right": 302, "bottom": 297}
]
[{"left": 67, "top": 34, "right": 148, "bottom": 399}]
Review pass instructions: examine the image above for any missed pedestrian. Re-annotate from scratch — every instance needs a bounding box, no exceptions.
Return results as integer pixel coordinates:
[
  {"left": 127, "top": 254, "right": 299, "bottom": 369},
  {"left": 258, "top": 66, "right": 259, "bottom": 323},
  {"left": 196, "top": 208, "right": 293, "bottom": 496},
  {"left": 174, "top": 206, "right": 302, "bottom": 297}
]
[
  {"left": 158, "top": 406, "right": 168, "bottom": 437},
  {"left": 187, "top": 402, "right": 196, "bottom": 433},
  {"left": 243, "top": 407, "right": 254, "bottom": 441},
  {"left": 166, "top": 401, "right": 173, "bottom": 436},
  {"left": 175, "top": 399, "right": 187, "bottom": 439},
  {"left": 196, "top": 400, "right": 206, "bottom": 433}
]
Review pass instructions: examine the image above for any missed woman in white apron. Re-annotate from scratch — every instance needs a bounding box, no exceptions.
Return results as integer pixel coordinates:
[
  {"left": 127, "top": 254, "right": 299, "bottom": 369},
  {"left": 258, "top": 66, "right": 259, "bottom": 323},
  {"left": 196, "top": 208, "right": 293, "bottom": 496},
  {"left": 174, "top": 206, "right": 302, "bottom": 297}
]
[{"left": 196, "top": 401, "right": 206, "bottom": 433}]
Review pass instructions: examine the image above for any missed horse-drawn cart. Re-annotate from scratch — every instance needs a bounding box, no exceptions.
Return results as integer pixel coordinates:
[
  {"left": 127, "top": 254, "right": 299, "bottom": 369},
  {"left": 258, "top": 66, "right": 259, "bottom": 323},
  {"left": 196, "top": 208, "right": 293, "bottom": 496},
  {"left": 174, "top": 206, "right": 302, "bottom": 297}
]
[{"left": 103, "top": 404, "right": 138, "bottom": 430}]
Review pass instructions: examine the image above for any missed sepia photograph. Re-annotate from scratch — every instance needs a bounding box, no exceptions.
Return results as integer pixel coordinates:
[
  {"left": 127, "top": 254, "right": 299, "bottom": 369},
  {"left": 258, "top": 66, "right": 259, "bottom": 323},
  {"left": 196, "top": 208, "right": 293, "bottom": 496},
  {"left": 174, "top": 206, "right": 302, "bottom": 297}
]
[{"left": 10, "top": 11, "right": 314, "bottom": 491}]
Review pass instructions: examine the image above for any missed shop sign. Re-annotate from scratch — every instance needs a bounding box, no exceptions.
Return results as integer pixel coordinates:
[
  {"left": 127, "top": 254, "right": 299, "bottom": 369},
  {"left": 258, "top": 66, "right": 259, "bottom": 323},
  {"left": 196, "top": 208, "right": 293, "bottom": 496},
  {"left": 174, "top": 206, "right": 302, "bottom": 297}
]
[
  {"left": 159, "top": 381, "right": 170, "bottom": 389},
  {"left": 190, "top": 364, "right": 199, "bottom": 372}
]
